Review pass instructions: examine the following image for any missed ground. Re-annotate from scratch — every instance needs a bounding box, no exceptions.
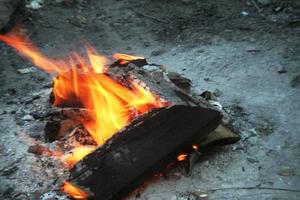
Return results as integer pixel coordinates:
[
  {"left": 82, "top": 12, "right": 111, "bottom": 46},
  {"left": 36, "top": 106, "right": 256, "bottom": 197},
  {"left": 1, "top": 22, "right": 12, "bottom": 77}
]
[{"left": 0, "top": 0, "right": 299, "bottom": 199}]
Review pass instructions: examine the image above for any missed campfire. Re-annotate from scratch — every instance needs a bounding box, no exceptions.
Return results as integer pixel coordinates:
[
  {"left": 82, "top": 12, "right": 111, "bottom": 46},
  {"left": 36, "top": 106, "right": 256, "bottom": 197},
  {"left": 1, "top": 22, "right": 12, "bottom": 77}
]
[{"left": 0, "top": 27, "right": 239, "bottom": 200}]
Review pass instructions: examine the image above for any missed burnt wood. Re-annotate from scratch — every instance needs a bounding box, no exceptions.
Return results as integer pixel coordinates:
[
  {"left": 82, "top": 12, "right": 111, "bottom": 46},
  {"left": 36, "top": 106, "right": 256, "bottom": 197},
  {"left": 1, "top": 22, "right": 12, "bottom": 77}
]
[{"left": 68, "top": 105, "right": 221, "bottom": 200}]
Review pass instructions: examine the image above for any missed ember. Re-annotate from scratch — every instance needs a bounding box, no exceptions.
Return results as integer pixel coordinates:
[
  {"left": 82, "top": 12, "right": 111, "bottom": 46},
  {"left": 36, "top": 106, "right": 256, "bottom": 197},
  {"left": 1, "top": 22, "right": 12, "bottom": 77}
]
[{"left": 177, "top": 153, "right": 188, "bottom": 161}]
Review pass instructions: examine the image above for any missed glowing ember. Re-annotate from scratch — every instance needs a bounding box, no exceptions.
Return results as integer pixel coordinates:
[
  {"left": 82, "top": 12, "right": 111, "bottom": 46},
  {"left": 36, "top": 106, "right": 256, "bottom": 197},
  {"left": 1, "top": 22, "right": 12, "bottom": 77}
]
[
  {"left": 177, "top": 153, "right": 188, "bottom": 161},
  {"left": 192, "top": 145, "right": 198, "bottom": 150},
  {"left": 62, "top": 181, "right": 87, "bottom": 200},
  {"left": 0, "top": 28, "right": 168, "bottom": 168}
]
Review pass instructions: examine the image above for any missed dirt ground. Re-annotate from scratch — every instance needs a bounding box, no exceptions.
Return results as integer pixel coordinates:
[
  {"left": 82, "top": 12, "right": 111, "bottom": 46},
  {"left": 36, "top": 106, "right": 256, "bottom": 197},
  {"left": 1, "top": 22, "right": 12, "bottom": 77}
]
[{"left": 0, "top": 0, "right": 299, "bottom": 199}]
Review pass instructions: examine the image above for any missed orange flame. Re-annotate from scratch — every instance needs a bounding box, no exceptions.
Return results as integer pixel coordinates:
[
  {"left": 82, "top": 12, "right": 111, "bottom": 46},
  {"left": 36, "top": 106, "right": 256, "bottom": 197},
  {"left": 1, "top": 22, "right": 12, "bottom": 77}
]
[
  {"left": 61, "top": 145, "right": 96, "bottom": 168},
  {"left": 113, "top": 53, "right": 144, "bottom": 64},
  {"left": 62, "top": 181, "right": 88, "bottom": 200},
  {"left": 0, "top": 29, "right": 169, "bottom": 168}
]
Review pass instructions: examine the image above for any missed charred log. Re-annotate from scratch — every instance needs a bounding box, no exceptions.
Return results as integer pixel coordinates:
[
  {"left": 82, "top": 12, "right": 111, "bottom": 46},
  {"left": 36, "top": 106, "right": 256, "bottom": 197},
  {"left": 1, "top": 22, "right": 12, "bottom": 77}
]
[{"left": 67, "top": 105, "right": 221, "bottom": 200}]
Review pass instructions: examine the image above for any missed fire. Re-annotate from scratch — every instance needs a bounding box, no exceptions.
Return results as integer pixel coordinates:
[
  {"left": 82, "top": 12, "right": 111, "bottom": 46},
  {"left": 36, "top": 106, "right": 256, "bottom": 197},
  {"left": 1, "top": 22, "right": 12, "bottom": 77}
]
[
  {"left": 61, "top": 145, "right": 96, "bottom": 168},
  {"left": 113, "top": 53, "right": 144, "bottom": 64},
  {"left": 62, "top": 181, "right": 87, "bottom": 200},
  {"left": 0, "top": 28, "right": 168, "bottom": 168}
]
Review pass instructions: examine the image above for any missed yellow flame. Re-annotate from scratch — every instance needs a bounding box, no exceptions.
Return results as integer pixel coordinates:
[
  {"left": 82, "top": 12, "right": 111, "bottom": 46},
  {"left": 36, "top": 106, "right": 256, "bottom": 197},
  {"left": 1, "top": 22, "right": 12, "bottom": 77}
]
[{"left": 62, "top": 181, "right": 87, "bottom": 200}]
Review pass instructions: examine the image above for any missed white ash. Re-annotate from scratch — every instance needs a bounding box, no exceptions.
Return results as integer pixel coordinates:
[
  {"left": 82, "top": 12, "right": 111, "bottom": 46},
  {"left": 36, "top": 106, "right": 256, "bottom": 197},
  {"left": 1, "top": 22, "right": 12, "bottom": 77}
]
[{"left": 26, "top": 0, "right": 43, "bottom": 10}]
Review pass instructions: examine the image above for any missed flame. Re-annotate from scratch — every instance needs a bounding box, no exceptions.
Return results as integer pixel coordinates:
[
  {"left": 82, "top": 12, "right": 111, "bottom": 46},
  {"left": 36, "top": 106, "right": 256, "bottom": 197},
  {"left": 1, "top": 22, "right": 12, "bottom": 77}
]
[
  {"left": 177, "top": 153, "right": 188, "bottom": 161},
  {"left": 113, "top": 53, "right": 144, "bottom": 64},
  {"left": 61, "top": 145, "right": 96, "bottom": 168},
  {"left": 0, "top": 29, "right": 169, "bottom": 167},
  {"left": 62, "top": 181, "right": 88, "bottom": 200}
]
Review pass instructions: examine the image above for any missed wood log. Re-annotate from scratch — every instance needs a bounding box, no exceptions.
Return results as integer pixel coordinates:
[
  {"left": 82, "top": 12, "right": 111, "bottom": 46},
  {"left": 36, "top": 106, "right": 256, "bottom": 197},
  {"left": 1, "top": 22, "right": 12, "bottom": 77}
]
[
  {"left": 67, "top": 105, "right": 221, "bottom": 200},
  {"left": 199, "top": 124, "right": 241, "bottom": 147}
]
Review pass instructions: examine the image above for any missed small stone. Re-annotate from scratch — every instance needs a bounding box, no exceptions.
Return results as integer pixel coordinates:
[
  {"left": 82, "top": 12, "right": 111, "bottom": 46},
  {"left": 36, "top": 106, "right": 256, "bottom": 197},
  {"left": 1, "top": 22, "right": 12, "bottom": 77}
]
[
  {"left": 246, "top": 47, "right": 261, "bottom": 52},
  {"left": 26, "top": 0, "right": 44, "bottom": 10},
  {"left": 1, "top": 165, "right": 18, "bottom": 176},
  {"left": 247, "top": 157, "right": 259, "bottom": 163},
  {"left": 241, "top": 11, "right": 249, "bottom": 16},
  {"left": 213, "top": 88, "right": 222, "bottom": 97},
  {"left": 277, "top": 168, "right": 295, "bottom": 176},
  {"left": 181, "top": 0, "right": 191, "bottom": 3},
  {"left": 190, "top": 190, "right": 209, "bottom": 200},
  {"left": 246, "top": 1, "right": 252, "bottom": 6},
  {"left": 16, "top": 67, "right": 37, "bottom": 74},
  {"left": 274, "top": 6, "right": 282, "bottom": 13},
  {"left": 22, "top": 114, "right": 34, "bottom": 121},
  {"left": 151, "top": 48, "right": 166, "bottom": 56},
  {"left": 290, "top": 74, "right": 300, "bottom": 87},
  {"left": 277, "top": 66, "right": 287, "bottom": 74},
  {"left": 7, "top": 88, "right": 17, "bottom": 95},
  {"left": 257, "top": 0, "right": 273, "bottom": 6},
  {"left": 16, "top": 119, "right": 25, "bottom": 126}
]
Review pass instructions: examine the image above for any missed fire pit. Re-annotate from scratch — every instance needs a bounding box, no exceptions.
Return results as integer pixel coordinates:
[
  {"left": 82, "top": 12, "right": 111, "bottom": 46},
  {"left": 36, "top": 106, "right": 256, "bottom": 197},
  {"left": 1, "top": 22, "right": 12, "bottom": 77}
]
[{"left": 0, "top": 27, "right": 239, "bottom": 200}]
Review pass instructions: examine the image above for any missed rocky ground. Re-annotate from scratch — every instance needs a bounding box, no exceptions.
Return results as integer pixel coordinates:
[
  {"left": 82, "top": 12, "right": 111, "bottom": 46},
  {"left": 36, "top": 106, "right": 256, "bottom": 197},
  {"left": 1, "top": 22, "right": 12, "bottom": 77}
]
[{"left": 0, "top": 0, "right": 300, "bottom": 199}]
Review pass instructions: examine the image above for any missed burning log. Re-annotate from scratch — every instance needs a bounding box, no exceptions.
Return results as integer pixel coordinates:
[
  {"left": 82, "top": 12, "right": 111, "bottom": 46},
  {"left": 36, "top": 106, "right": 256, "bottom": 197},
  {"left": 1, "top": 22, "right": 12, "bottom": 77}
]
[
  {"left": 0, "top": 29, "right": 239, "bottom": 200},
  {"left": 67, "top": 105, "right": 221, "bottom": 199},
  {"left": 45, "top": 62, "right": 205, "bottom": 142},
  {"left": 42, "top": 61, "right": 224, "bottom": 199},
  {"left": 42, "top": 60, "right": 236, "bottom": 199}
]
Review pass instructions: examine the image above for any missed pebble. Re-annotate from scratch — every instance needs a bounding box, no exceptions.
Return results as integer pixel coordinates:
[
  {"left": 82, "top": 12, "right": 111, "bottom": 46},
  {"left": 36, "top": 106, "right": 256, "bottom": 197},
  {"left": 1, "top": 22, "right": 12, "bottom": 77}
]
[
  {"left": 17, "top": 67, "right": 37, "bottom": 74},
  {"left": 22, "top": 114, "right": 34, "bottom": 121},
  {"left": 213, "top": 88, "right": 222, "bottom": 97},
  {"left": 241, "top": 11, "right": 249, "bottom": 16},
  {"left": 26, "top": 0, "right": 43, "bottom": 10},
  {"left": 290, "top": 74, "right": 300, "bottom": 87},
  {"left": 151, "top": 48, "right": 166, "bottom": 56},
  {"left": 277, "top": 167, "right": 295, "bottom": 176},
  {"left": 277, "top": 66, "right": 287, "bottom": 74},
  {"left": 257, "top": 0, "right": 273, "bottom": 6},
  {"left": 181, "top": 0, "right": 191, "bottom": 3}
]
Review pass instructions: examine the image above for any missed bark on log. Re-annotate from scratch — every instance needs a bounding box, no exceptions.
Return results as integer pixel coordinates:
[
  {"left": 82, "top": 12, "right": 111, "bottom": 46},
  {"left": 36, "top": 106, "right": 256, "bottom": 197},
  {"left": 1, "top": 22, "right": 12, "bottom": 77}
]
[{"left": 67, "top": 105, "right": 221, "bottom": 200}]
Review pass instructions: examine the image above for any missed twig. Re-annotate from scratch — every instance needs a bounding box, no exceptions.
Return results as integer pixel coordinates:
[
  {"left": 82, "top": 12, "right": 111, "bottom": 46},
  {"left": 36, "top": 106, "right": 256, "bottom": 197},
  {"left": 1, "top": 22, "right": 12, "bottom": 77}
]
[
  {"left": 250, "top": 0, "right": 262, "bottom": 12},
  {"left": 134, "top": 11, "right": 169, "bottom": 24},
  {"left": 208, "top": 186, "right": 300, "bottom": 193}
]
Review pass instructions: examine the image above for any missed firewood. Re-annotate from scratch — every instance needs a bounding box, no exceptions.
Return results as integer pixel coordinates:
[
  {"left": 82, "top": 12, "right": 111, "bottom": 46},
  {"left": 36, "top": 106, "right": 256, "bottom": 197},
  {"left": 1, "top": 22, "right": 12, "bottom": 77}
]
[
  {"left": 67, "top": 105, "right": 221, "bottom": 200},
  {"left": 43, "top": 60, "right": 239, "bottom": 199},
  {"left": 199, "top": 124, "right": 241, "bottom": 147}
]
